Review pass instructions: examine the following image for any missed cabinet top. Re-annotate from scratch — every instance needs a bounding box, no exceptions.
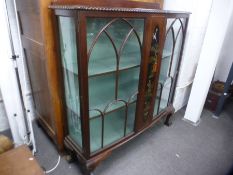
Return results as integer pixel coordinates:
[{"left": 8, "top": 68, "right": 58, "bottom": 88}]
[{"left": 49, "top": 5, "right": 190, "bottom": 15}]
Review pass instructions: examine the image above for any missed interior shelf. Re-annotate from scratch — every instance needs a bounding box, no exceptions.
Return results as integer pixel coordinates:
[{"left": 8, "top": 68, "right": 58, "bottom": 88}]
[
  {"left": 62, "top": 59, "right": 78, "bottom": 75},
  {"left": 89, "top": 67, "right": 139, "bottom": 118},
  {"left": 162, "top": 49, "right": 172, "bottom": 59},
  {"left": 88, "top": 41, "right": 141, "bottom": 76}
]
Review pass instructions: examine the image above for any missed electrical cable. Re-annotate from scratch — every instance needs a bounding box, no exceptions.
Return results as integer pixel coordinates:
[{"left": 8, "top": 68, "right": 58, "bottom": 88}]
[{"left": 44, "top": 155, "right": 61, "bottom": 174}]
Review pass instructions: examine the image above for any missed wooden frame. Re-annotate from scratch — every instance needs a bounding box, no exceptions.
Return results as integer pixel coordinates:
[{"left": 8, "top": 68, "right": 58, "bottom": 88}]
[{"left": 50, "top": 4, "right": 190, "bottom": 175}]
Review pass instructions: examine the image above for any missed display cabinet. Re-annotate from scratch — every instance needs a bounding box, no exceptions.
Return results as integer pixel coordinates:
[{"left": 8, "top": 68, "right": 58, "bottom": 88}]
[{"left": 50, "top": 2, "right": 189, "bottom": 174}]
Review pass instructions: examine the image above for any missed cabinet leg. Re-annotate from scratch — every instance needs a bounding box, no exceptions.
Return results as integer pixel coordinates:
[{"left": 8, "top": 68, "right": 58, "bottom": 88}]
[
  {"left": 164, "top": 113, "right": 172, "bottom": 126},
  {"left": 84, "top": 171, "right": 94, "bottom": 175},
  {"left": 80, "top": 165, "right": 94, "bottom": 175},
  {"left": 64, "top": 150, "right": 76, "bottom": 163}
]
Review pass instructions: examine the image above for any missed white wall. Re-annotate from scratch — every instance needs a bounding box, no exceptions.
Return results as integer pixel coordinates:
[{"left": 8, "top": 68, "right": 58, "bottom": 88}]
[
  {"left": 184, "top": 0, "right": 233, "bottom": 123},
  {"left": 164, "top": 0, "right": 213, "bottom": 111},
  {"left": 214, "top": 18, "right": 233, "bottom": 82}
]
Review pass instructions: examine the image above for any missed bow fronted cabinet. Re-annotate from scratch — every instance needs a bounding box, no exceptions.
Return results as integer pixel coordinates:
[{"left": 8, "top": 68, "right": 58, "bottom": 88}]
[{"left": 48, "top": 2, "right": 190, "bottom": 174}]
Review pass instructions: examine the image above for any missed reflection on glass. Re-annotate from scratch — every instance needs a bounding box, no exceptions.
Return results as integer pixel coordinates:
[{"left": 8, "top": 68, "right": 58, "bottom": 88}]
[
  {"left": 120, "top": 34, "right": 141, "bottom": 69},
  {"left": 153, "top": 18, "right": 185, "bottom": 117},
  {"left": 90, "top": 115, "right": 101, "bottom": 152},
  {"left": 118, "top": 67, "right": 140, "bottom": 102},
  {"left": 88, "top": 73, "right": 116, "bottom": 118},
  {"left": 87, "top": 18, "right": 144, "bottom": 152},
  {"left": 103, "top": 102, "right": 125, "bottom": 146},
  {"left": 58, "top": 16, "right": 82, "bottom": 148},
  {"left": 88, "top": 33, "right": 117, "bottom": 75}
]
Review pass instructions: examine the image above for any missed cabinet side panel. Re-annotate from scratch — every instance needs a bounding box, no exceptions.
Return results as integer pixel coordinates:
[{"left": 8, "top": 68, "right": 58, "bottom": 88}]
[{"left": 39, "top": 0, "right": 66, "bottom": 151}]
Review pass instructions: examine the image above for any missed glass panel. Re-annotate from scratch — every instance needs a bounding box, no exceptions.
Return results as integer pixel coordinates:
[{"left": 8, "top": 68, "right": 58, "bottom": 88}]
[
  {"left": 88, "top": 73, "right": 117, "bottom": 118},
  {"left": 160, "top": 78, "right": 172, "bottom": 109},
  {"left": 118, "top": 67, "right": 140, "bottom": 102},
  {"left": 103, "top": 102, "right": 126, "bottom": 146},
  {"left": 119, "top": 34, "right": 141, "bottom": 69},
  {"left": 90, "top": 116, "right": 102, "bottom": 152},
  {"left": 162, "top": 28, "right": 174, "bottom": 60},
  {"left": 171, "top": 27, "right": 183, "bottom": 76},
  {"left": 126, "top": 103, "right": 136, "bottom": 135},
  {"left": 106, "top": 20, "right": 131, "bottom": 50},
  {"left": 153, "top": 18, "right": 185, "bottom": 117},
  {"left": 88, "top": 34, "right": 117, "bottom": 76},
  {"left": 59, "top": 17, "right": 78, "bottom": 74},
  {"left": 153, "top": 84, "right": 162, "bottom": 115},
  {"left": 87, "top": 18, "right": 144, "bottom": 153},
  {"left": 127, "top": 19, "right": 144, "bottom": 43},
  {"left": 58, "top": 17, "right": 82, "bottom": 147},
  {"left": 87, "top": 18, "right": 111, "bottom": 51},
  {"left": 87, "top": 18, "right": 144, "bottom": 75}
]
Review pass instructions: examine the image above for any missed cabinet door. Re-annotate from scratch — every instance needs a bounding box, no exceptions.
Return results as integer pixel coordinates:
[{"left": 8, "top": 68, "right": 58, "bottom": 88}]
[
  {"left": 153, "top": 18, "right": 187, "bottom": 117},
  {"left": 135, "top": 16, "right": 166, "bottom": 130},
  {"left": 86, "top": 17, "right": 144, "bottom": 153}
]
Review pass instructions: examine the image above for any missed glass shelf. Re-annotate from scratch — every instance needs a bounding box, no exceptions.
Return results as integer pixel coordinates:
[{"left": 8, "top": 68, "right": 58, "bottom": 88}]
[
  {"left": 62, "top": 60, "right": 78, "bottom": 75},
  {"left": 162, "top": 49, "right": 172, "bottom": 59},
  {"left": 89, "top": 67, "right": 139, "bottom": 118},
  {"left": 88, "top": 53, "right": 140, "bottom": 77},
  {"left": 88, "top": 34, "right": 141, "bottom": 76}
]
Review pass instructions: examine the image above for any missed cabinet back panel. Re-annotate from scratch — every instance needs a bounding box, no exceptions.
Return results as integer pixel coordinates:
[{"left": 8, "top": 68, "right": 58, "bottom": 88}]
[{"left": 16, "top": 0, "right": 55, "bottom": 135}]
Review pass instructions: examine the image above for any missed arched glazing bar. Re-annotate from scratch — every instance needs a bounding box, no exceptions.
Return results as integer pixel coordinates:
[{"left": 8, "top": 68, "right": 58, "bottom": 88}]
[
  {"left": 88, "top": 18, "right": 142, "bottom": 99},
  {"left": 87, "top": 18, "right": 143, "bottom": 63},
  {"left": 153, "top": 18, "right": 186, "bottom": 116},
  {"left": 87, "top": 17, "right": 144, "bottom": 152}
]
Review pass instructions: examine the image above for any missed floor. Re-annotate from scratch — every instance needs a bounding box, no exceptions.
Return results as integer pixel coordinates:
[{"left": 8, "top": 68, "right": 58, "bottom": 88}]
[{"left": 2, "top": 102, "right": 233, "bottom": 175}]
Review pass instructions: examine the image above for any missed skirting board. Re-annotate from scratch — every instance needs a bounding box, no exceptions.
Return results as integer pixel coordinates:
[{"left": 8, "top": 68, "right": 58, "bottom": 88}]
[{"left": 182, "top": 117, "right": 201, "bottom": 126}]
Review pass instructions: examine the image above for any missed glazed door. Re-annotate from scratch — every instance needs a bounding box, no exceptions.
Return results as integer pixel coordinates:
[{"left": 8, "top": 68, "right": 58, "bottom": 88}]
[
  {"left": 153, "top": 17, "right": 188, "bottom": 117},
  {"left": 135, "top": 16, "right": 166, "bottom": 130},
  {"left": 85, "top": 16, "right": 145, "bottom": 153}
]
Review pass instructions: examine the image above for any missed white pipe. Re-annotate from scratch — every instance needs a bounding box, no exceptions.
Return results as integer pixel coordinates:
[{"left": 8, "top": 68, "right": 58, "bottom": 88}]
[
  {"left": 12, "top": 0, "right": 37, "bottom": 153},
  {"left": 0, "top": 0, "right": 26, "bottom": 145}
]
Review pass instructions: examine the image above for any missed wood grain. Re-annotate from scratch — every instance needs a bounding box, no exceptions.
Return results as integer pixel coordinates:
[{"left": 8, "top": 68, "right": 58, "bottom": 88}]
[{"left": 39, "top": 0, "right": 65, "bottom": 151}]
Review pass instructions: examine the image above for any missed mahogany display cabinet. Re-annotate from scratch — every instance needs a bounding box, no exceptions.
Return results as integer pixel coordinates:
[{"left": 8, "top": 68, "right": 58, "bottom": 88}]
[{"left": 49, "top": 3, "right": 189, "bottom": 175}]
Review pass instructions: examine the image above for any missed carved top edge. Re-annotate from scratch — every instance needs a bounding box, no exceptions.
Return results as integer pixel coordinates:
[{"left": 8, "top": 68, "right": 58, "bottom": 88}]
[{"left": 49, "top": 5, "right": 190, "bottom": 14}]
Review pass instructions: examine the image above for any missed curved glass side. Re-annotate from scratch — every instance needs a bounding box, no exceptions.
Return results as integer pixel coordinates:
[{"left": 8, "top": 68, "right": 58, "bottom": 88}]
[
  {"left": 153, "top": 18, "right": 186, "bottom": 116},
  {"left": 58, "top": 17, "right": 82, "bottom": 148}
]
